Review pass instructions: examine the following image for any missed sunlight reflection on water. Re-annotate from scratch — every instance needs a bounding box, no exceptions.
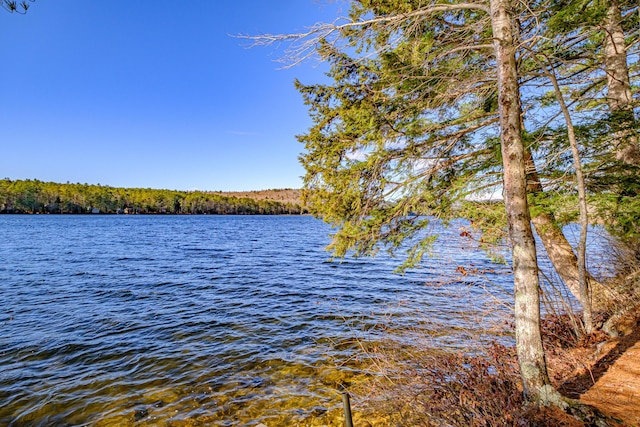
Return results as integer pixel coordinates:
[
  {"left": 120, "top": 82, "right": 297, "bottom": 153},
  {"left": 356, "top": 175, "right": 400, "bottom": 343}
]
[{"left": 0, "top": 215, "right": 523, "bottom": 426}]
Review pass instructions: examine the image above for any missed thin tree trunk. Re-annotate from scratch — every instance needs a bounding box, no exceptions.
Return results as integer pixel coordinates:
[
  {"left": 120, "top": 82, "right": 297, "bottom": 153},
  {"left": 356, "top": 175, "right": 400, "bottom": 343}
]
[
  {"left": 490, "top": 0, "right": 560, "bottom": 404},
  {"left": 538, "top": 57, "right": 593, "bottom": 333},
  {"left": 525, "top": 152, "right": 612, "bottom": 313}
]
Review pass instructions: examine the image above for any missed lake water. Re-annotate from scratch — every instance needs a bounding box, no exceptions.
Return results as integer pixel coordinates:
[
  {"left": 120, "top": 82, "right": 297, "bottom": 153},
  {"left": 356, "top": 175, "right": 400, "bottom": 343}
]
[{"left": 0, "top": 215, "right": 516, "bottom": 426}]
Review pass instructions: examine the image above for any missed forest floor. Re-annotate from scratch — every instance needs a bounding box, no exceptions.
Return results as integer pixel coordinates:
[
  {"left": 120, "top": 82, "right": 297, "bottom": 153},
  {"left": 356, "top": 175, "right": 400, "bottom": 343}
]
[{"left": 553, "top": 315, "right": 640, "bottom": 426}]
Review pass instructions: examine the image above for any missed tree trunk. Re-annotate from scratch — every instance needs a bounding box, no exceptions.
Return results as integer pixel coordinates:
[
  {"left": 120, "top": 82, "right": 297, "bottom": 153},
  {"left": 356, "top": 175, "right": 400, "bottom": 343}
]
[
  {"left": 490, "top": 0, "right": 560, "bottom": 404},
  {"left": 604, "top": 0, "right": 640, "bottom": 166},
  {"left": 599, "top": 0, "right": 640, "bottom": 335},
  {"left": 540, "top": 59, "right": 593, "bottom": 333},
  {"left": 525, "top": 153, "right": 613, "bottom": 313}
]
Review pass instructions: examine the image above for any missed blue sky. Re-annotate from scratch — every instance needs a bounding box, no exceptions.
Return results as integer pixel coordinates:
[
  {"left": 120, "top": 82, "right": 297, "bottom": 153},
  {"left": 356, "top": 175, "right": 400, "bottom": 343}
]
[{"left": 0, "top": 1, "right": 346, "bottom": 191}]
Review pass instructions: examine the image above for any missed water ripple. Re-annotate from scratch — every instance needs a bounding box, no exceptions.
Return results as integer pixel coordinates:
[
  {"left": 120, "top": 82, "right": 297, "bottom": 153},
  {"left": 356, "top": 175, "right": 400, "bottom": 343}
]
[{"left": 0, "top": 215, "right": 515, "bottom": 426}]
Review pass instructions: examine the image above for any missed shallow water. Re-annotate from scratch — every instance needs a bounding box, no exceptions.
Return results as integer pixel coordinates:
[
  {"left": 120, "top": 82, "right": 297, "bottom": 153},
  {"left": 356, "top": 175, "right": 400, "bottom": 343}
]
[{"left": 0, "top": 215, "right": 513, "bottom": 426}]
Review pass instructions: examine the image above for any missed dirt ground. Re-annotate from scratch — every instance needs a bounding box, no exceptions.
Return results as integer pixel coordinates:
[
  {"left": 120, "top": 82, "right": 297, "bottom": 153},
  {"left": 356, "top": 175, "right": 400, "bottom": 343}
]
[{"left": 555, "top": 323, "right": 640, "bottom": 426}]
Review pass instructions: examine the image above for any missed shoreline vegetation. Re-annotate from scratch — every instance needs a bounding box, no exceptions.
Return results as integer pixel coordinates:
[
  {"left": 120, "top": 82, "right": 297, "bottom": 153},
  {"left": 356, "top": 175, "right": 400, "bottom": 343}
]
[
  {"left": 0, "top": 178, "right": 305, "bottom": 215},
  {"left": 348, "top": 310, "right": 640, "bottom": 426},
  {"left": 345, "top": 245, "right": 640, "bottom": 426}
]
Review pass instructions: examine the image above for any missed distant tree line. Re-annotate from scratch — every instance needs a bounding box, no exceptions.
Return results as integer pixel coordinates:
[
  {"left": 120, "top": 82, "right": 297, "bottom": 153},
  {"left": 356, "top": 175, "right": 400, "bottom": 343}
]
[{"left": 0, "top": 179, "right": 305, "bottom": 215}]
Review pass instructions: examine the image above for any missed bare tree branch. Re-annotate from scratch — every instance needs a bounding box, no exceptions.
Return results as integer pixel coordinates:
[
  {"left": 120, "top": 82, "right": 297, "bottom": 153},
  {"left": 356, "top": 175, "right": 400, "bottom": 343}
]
[{"left": 236, "top": 2, "right": 491, "bottom": 67}]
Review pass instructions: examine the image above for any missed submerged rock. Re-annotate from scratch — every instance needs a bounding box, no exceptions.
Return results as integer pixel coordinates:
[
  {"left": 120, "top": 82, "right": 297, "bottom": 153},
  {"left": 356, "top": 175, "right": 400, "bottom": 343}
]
[
  {"left": 134, "top": 408, "right": 149, "bottom": 421},
  {"left": 310, "top": 406, "right": 328, "bottom": 416}
]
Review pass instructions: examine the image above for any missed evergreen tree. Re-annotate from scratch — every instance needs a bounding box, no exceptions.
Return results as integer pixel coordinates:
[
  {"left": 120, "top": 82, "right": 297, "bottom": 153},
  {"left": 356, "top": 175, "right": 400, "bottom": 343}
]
[
  {"left": 252, "top": 0, "right": 634, "bottom": 414},
  {"left": 286, "top": 0, "right": 562, "bottom": 406}
]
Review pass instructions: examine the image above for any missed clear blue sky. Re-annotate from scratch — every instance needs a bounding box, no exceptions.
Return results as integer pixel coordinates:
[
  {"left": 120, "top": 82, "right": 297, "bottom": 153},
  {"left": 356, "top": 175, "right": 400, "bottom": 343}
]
[{"left": 0, "top": 1, "right": 345, "bottom": 191}]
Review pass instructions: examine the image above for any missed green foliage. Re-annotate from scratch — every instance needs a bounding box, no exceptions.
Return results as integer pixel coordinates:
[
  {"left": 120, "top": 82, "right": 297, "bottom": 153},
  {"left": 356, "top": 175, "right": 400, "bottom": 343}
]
[
  {"left": 456, "top": 201, "right": 507, "bottom": 242},
  {"left": 545, "top": 0, "right": 609, "bottom": 34},
  {"left": 524, "top": 105, "right": 640, "bottom": 239},
  {"left": 595, "top": 193, "right": 640, "bottom": 239},
  {"left": 518, "top": 0, "right": 640, "bottom": 246},
  {"left": 295, "top": 0, "right": 639, "bottom": 271},
  {"left": 297, "top": 1, "right": 505, "bottom": 270},
  {"left": 0, "top": 179, "right": 304, "bottom": 215}
]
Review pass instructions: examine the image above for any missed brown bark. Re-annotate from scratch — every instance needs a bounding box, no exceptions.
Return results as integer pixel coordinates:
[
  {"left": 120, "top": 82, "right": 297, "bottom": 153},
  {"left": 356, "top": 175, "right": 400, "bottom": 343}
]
[
  {"left": 525, "top": 153, "right": 613, "bottom": 313},
  {"left": 604, "top": 0, "right": 640, "bottom": 166},
  {"left": 599, "top": 0, "right": 640, "bottom": 335},
  {"left": 490, "top": 0, "right": 558, "bottom": 404}
]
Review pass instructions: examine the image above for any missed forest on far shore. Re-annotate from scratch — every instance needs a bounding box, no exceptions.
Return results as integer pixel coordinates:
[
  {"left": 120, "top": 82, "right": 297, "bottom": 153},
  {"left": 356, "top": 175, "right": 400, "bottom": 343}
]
[{"left": 0, "top": 179, "right": 305, "bottom": 215}]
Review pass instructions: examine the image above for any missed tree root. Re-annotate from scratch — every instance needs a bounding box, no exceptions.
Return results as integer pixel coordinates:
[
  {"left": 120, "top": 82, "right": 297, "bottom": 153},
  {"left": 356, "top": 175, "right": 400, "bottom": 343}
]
[
  {"left": 534, "top": 387, "right": 623, "bottom": 426},
  {"left": 561, "top": 397, "right": 625, "bottom": 427}
]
